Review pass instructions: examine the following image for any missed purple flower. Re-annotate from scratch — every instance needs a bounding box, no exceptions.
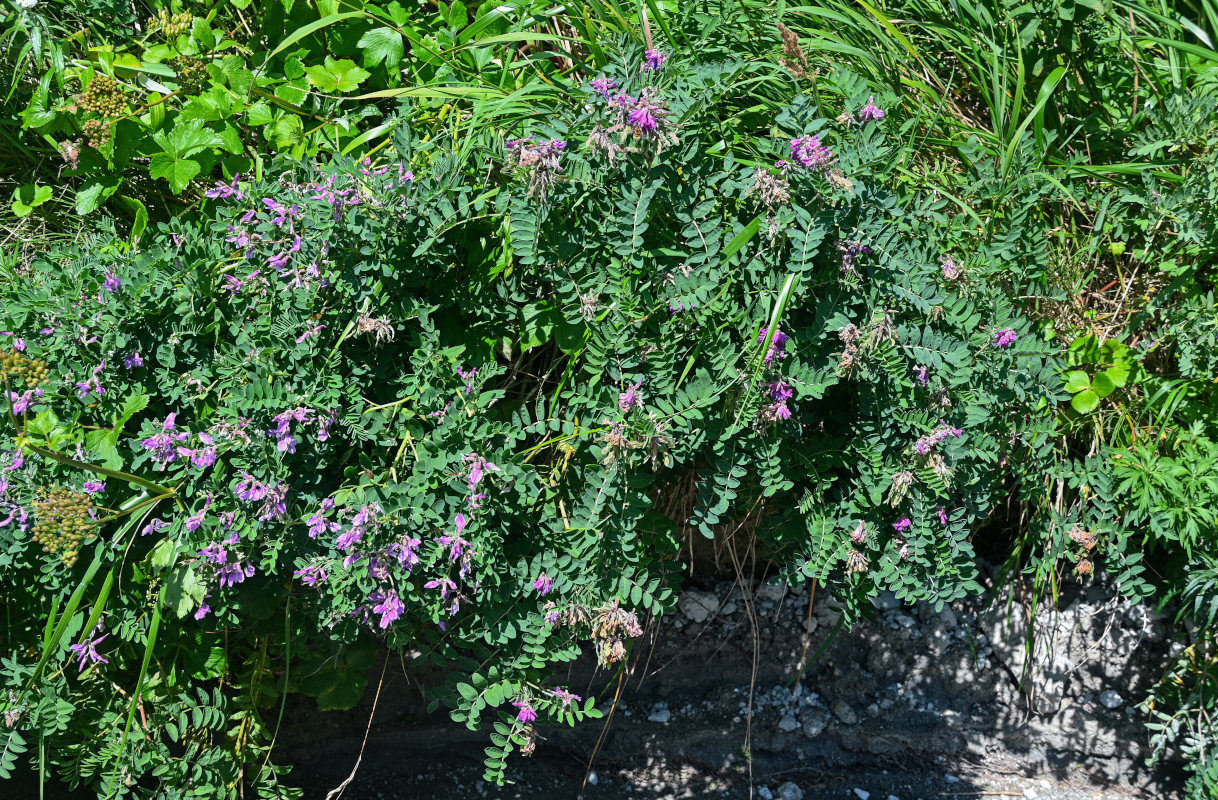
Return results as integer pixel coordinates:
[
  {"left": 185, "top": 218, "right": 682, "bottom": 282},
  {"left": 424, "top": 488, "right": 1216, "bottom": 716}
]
[
  {"left": 437, "top": 534, "right": 472, "bottom": 561},
  {"left": 513, "top": 700, "right": 538, "bottom": 724},
  {"left": 893, "top": 516, "right": 912, "bottom": 532},
  {"left": 789, "top": 135, "right": 832, "bottom": 170},
  {"left": 465, "top": 453, "right": 500, "bottom": 491},
  {"left": 141, "top": 518, "right": 167, "bottom": 537},
  {"left": 102, "top": 270, "right": 121, "bottom": 294},
  {"left": 267, "top": 236, "right": 302, "bottom": 271},
  {"left": 4, "top": 449, "right": 24, "bottom": 472},
  {"left": 424, "top": 577, "right": 457, "bottom": 600},
  {"left": 142, "top": 413, "right": 190, "bottom": 465},
  {"left": 371, "top": 590, "right": 404, "bottom": 628},
  {"left": 769, "top": 381, "right": 794, "bottom": 403},
  {"left": 205, "top": 174, "right": 245, "bottom": 201},
  {"left": 191, "top": 447, "right": 217, "bottom": 468},
  {"left": 185, "top": 496, "right": 212, "bottom": 532},
  {"left": 216, "top": 560, "right": 255, "bottom": 588},
  {"left": 914, "top": 423, "right": 964, "bottom": 455},
  {"left": 589, "top": 76, "right": 618, "bottom": 98},
  {"left": 457, "top": 366, "right": 477, "bottom": 395},
  {"left": 937, "top": 506, "right": 949, "bottom": 526},
  {"left": 941, "top": 256, "right": 961, "bottom": 280},
  {"left": 124, "top": 351, "right": 144, "bottom": 369},
  {"left": 234, "top": 471, "right": 268, "bottom": 502},
  {"left": 455, "top": 512, "right": 468, "bottom": 534},
  {"left": 294, "top": 564, "right": 328, "bottom": 586},
  {"left": 75, "top": 362, "right": 106, "bottom": 399},
  {"left": 9, "top": 388, "right": 42, "bottom": 414},
  {"left": 69, "top": 632, "right": 108, "bottom": 671},
  {"left": 858, "top": 97, "right": 885, "bottom": 122},
  {"left": 82, "top": 480, "right": 105, "bottom": 495},
  {"left": 194, "top": 604, "right": 211, "bottom": 620},
  {"left": 914, "top": 366, "right": 929, "bottom": 386},
  {"left": 642, "top": 48, "right": 668, "bottom": 71},
  {"left": 757, "top": 327, "right": 790, "bottom": 366},
  {"left": 994, "top": 329, "right": 1018, "bottom": 349},
  {"left": 551, "top": 687, "right": 581, "bottom": 707},
  {"left": 533, "top": 573, "right": 553, "bottom": 596},
  {"left": 386, "top": 536, "right": 421, "bottom": 570},
  {"left": 627, "top": 102, "right": 660, "bottom": 132},
  {"left": 618, "top": 381, "right": 643, "bottom": 412}
]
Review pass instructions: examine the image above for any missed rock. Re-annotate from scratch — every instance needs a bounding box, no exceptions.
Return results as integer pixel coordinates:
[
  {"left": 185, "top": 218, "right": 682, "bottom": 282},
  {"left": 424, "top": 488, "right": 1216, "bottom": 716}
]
[
  {"left": 802, "top": 709, "right": 830, "bottom": 738},
  {"left": 894, "top": 614, "right": 917, "bottom": 629},
  {"left": 648, "top": 703, "right": 671, "bottom": 723},
  {"left": 678, "top": 590, "right": 717, "bottom": 624},
  {"left": 1099, "top": 690, "right": 1123, "bottom": 709},
  {"left": 873, "top": 590, "right": 902, "bottom": 610},
  {"left": 778, "top": 714, "right": 800, "bottom": 732},
  {"left": 866, "top": 703, "right": 881, "bottom": 718},
  {"left": 758, "top": 788, "right": 774, "bottom": 800},
  {"left": 888, "top": 796, "right": 901, "bottom": 800},
  {"left": 853, "top": 789, "right": 871, "bottom": 800},
  {"left": 758, "top": 582, "right": 786, "bottom": 603},
  {"left": 832, "top": 699, "right": 859, "bottom": 726},
  {"left": 776, "top": 781, "right": 803, "bottom": 800},
  {"left": 1022, "top": 788, "right": 1037, "bottom": 799},
  {"left": 587, "top": 771, "right": 598, "bottom": 786},
  {"left": 944, "top": 774, "right": 960, "bottom": 784}
]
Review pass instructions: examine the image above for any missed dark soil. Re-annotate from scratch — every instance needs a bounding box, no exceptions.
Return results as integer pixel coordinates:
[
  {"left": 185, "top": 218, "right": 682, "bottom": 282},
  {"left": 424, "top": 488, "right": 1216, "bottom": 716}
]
[{"left": 276, "top": 566, "right": 1185, "bottom": 800}]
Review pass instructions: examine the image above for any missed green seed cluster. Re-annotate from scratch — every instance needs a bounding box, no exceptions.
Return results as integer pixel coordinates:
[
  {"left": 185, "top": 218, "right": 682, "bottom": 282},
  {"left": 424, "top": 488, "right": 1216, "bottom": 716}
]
[
  {"left": 170, "top": 56, "right": 209, "bottom": 95},
  {"left": 76, "top": 75, "right": 127, "bottom": 116},
  {"left": 0, "top": 349, "right": 49, "bottom": 387},
  {"left": 149, "top": 9, "right": 193, "bottom": 37},
  {"left": 83, "top": 119, "right": 112, "bottom": 150},
  {"left": 31, "top": 486, "right": 96, "bottom": 568}
]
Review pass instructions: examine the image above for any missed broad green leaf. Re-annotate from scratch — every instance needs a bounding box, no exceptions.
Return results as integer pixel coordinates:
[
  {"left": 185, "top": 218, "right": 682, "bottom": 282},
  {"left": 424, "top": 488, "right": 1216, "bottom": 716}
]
[
  {"left": 1070, "top": 389, "right": 1100, "bottom": 414},
  {"left": 163, "top": 566, "right": 206, "bottom": 618},
  {"left": 305, "top": 57, "right": 372, "bottom": 94},
  {"left": 11, "top": 184, "right": 53, "bottom": 218},
  {"left": 149, "top": 153, "right": 203, "bottom": 193},
  {"left": 358, "top": 27, "right": 404, "bottom": 69},
  {"left": 1063, "top": 370, "right": 1090, "bottom": 394},
  {"left": 1091, "top": 372, "right": 1116, "bottom": 398},
  {"left": 151, "top": 119, "right": 223, "bottom": 158},
  {"left": 75, "top": 177, "right": 123, "bottom": 215}
]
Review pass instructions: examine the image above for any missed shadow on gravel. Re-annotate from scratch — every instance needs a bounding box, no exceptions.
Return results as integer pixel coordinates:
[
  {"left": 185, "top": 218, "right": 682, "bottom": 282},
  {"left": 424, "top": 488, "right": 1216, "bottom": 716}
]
[{"left": 279, "top": 568, "right": 1185, "bottom": 800}]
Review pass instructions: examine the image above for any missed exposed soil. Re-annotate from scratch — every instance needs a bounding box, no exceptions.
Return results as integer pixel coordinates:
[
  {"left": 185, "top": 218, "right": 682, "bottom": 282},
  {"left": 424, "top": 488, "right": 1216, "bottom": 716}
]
[{"left": 277, "top": 563, "right": 1185, "bottom": 800}]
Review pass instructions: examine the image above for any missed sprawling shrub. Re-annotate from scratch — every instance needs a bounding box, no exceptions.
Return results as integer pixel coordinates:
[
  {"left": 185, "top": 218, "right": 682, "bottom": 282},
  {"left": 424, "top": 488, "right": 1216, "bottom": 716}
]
[{"left": 0, "top": 43, "right": 1079, "bottom": 793}]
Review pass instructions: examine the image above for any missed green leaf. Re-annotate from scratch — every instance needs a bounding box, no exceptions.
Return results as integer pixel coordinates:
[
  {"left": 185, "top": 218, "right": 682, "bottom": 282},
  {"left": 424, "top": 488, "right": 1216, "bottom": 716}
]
[
  {"left": 75, "top": 177, "right": 123, "bottom": 215},
  {"left": 152, "top": 119, "right": 223, "bottom": 158},
  {"left": 1063, "top": 370, "right": 1090, "bottom": 394},
  {"left": 11, "top": 184, "right": 53, "bottom": 218},
  {"left": 358, "top": 27, "right": 404, "bottom": 69},
  {"left": 1090, "top": 372, "right": 1116, "bottom": 398},
  {"left": 1070, "top": 389, "right": 1100, "bottom": 414},
  {"left": 149, "top": 152, "right": 203, "bottom": 194},
  {"left": 246, "top": 102, "right": 274, "bottom": 126},
  {"left": 163, "top": 566, "right": 206, "bottom": 618},
  {"left": 118, "top": 195, "right": 149, "bottom": 244},
  {"left": 304, "top": 57, "right": 371, "bottom": 94}
]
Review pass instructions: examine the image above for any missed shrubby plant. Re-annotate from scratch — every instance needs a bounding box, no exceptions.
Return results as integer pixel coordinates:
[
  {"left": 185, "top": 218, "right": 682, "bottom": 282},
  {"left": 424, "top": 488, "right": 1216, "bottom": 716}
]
[{"left": 2, "top": 5, "right": 1217, "bottom": 796}]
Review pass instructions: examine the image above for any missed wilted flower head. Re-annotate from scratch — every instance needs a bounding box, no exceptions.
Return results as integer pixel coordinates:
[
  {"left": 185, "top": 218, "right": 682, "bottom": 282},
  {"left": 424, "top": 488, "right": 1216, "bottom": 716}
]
[
  {"left": 940, "top": 256, "right": 961, "bottom": 280},
  {"left": 748, "top": 166, "right": 791, "bottom": 208},
  {"left": 618, "top": 381, "right": 643, "bottom": 412},
  {"left": 357, "top": 315, "right": 395, "bottom": 345},
  {"left": 505, "top": 137, "right": 568, "bottom": 201}
]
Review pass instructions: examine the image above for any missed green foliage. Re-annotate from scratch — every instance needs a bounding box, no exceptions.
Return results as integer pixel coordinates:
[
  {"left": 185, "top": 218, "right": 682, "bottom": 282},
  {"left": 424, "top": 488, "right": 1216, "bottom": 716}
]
[{"left": 1, "top": 0, "right": 1217, "bottom": 795}]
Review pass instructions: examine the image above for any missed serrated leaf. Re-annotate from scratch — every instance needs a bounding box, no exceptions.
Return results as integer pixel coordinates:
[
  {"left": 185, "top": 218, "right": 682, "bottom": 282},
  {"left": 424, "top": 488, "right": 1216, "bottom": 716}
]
[
  {"left": 149, "top": 153, "right": 203, "bottom": 194},
  {"left": 358, "top": 27, "right": 404, "bottom": 69},
  {"left": 304, "top": 57, "right": 371, "bottom": 94}
]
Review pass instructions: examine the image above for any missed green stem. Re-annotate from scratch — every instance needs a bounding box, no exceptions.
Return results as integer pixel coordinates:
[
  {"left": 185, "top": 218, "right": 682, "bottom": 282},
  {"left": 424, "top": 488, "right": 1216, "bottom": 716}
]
[{"left": 22, "top": 444, "right": 176, "bottom": 495}]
